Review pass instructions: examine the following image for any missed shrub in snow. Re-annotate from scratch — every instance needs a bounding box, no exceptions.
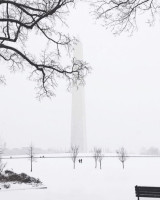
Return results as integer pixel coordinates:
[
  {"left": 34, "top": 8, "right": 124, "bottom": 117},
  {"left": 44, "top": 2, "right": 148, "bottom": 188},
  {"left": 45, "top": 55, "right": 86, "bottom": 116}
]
[{"left": 0, "top": 170, "right": 42, "bottom": 185}]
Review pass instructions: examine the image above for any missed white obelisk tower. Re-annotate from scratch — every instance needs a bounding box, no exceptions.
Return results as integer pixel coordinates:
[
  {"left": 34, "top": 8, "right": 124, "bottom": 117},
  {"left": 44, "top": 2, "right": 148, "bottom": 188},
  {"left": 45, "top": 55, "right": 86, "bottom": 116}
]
[{"left": 71, "top": 41, "right": 87, "bottom": 152}]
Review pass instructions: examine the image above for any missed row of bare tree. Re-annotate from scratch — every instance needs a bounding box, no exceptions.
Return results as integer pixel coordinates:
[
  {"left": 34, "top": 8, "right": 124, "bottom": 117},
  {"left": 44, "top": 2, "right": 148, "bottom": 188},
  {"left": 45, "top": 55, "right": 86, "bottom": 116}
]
[
  {"left": 0, "top": 143, "right": 127, "bottom": 173},
  {"left": 70, "top": 145, "right": 128, "bottom": 170}
]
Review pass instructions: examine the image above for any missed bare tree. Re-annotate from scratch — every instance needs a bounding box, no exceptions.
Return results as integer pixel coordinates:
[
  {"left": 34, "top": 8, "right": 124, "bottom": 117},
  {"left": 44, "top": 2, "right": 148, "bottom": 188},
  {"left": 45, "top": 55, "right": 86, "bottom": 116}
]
[
  {"left": 0, "top": 0, "right": 90, "bottom": 98},
  {"left": 93, "top": 147, "right": 103, "bottom": 169},
  {"left": 92, "top": 0, "right": 160, "bottom": 34},
  {"left": 26, "top": 144, "right": 36, "bottom": 172},
  {"left": 0, "top": 143, "right": 6, "bottom": 173},
  {"left": 93, "top": 147, "right": 99, "bottom": 168},
  {"left": 97, "top": 148, "right": 103, "bottom": 169},
  {"left": 70, "top": 145, "right": 79, "bottom": 169},
  {"left": 116, "top": 147, "right": 127, "bottom": 169}
]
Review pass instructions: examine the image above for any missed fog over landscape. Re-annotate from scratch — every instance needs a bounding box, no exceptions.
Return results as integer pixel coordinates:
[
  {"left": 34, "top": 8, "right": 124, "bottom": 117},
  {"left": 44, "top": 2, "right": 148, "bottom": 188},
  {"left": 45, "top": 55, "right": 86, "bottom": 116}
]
[
  {"left": 1, "top": 1, "right": 160, "bottom": 200},
  {"left": 0, "top": 1, "right": 160, "bottom": 153}
]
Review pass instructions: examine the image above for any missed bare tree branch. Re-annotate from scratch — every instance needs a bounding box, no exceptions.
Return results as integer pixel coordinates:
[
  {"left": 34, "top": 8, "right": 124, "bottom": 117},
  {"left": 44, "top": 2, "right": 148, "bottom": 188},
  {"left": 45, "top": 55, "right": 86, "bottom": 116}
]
[
  {"left": 0, "top": 0, "right": 90, "bottom": 98},
  {"left": 92, "top": 0, "right": 159, "bottom": 34}
]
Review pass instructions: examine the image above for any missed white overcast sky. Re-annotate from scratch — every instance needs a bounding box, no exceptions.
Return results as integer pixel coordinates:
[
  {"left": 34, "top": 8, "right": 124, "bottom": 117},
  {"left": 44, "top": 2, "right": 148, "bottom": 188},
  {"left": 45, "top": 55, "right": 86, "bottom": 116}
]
[{"left": 0, "top": 2, "right": 160, "bottom": 152}]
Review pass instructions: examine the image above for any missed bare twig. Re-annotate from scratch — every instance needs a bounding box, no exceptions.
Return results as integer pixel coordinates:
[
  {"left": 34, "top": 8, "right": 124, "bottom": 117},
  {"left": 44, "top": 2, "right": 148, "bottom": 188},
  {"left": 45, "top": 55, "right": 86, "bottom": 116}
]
[
  {"left": 0, "top": 0, "right": 90, "bottom": 98},
  {"left": 92, "top": 0, "right": 159, "bottom": 34}
]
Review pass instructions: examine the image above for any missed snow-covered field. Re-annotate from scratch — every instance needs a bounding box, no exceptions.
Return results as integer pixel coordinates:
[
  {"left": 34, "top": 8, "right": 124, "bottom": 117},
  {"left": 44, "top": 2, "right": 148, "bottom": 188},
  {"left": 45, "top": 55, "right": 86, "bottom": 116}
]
[{"left": 1, "top": 155, "right": 160, "bottom": 200}]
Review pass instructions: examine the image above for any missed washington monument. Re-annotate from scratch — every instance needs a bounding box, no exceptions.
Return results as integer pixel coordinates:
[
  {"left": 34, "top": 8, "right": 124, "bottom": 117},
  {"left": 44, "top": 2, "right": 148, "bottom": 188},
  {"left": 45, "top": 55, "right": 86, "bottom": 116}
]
[{"left": 71, "top": 41, "right": 87, "bottom": 152}]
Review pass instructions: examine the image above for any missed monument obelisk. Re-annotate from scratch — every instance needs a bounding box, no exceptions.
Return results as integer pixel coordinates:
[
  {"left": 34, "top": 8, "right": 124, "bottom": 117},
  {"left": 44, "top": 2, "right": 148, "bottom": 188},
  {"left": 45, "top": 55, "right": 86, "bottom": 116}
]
[{"left": 71, "top": 41, "right": 87, "bottom": 152}]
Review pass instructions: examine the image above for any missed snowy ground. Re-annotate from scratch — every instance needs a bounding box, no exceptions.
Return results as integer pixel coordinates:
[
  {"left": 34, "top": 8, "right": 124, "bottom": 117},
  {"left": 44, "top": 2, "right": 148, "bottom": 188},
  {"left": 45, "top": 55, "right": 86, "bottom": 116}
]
[{"left": 0, "top": 155, "right": 160, "bottom": 200}]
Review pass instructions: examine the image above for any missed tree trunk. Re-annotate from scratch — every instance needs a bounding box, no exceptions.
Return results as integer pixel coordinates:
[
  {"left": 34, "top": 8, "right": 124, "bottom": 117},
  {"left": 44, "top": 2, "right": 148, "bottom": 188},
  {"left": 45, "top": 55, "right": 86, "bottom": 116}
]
[
  {"left": 95, "top": 160, "right": 97, "bottom": 168},
  {"left": 122, "top": 162, "right": 124, "bottom": 169},
  {"left": 73, "top": 161, "right": 75, "bottom": 169},
  {"left": 31, "top": 147, "right": 33, "bottom": 172},
  {"left": 31, "top": 157, "right": 32, "bottom": 172},
  {"left": 100, "top": 160, "right": 102, "bottom": 169}
]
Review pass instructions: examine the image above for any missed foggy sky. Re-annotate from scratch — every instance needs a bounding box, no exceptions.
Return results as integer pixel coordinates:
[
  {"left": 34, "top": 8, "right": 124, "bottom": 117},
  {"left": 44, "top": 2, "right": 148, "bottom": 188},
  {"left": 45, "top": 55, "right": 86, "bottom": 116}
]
[{"left": 0, "top": 2, "right": 160, "bottom": 153}]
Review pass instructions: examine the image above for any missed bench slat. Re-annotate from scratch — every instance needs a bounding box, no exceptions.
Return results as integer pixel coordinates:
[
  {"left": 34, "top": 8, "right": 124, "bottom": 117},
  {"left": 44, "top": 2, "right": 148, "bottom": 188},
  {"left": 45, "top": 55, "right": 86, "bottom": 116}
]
[
  {"left": 136, "top": 193, "right": 160, "bottom": 196},
  {"left": 137, "top": 188, "right": 160, "bottom": 191},
  {"left": 136, "top": 191, "right": 160, "bottom": 194},
  {"left": 137, "top": 194, "right": 160, "bottom": 198},
  {"left": 137, "top": 191, "right": 160, "bottom": 193},
  {"left": 135, "top": 186, "right": 160, "bottom": 199}
]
